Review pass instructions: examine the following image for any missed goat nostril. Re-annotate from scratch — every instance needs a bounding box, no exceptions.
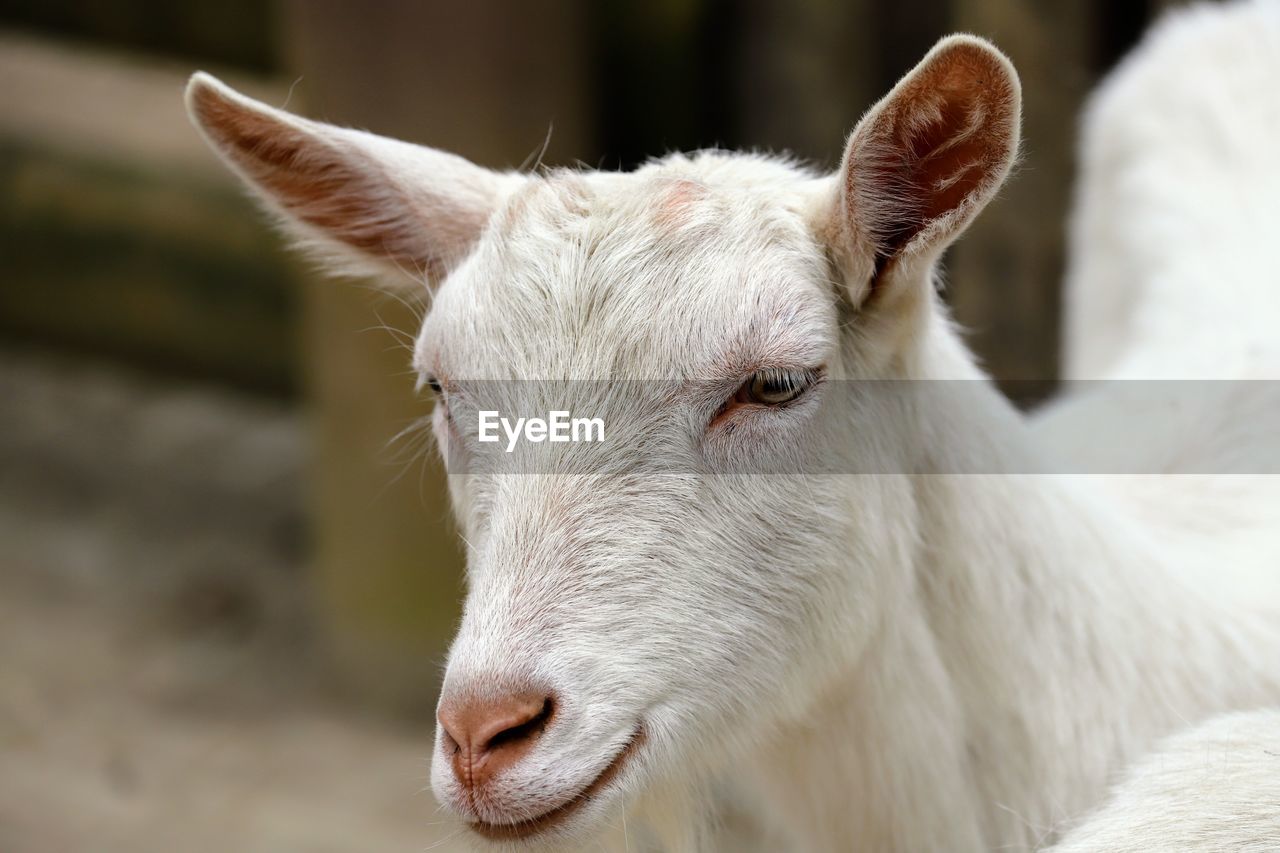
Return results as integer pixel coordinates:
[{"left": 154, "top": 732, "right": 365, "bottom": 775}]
[{"left": 483, "top": 697, "right": 554, "bottom": 753}]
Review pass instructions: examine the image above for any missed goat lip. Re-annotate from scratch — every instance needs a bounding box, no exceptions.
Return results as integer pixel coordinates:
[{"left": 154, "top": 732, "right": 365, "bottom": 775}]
[{"left": 468, "top": 726, "right": 645, "bottom": 843}]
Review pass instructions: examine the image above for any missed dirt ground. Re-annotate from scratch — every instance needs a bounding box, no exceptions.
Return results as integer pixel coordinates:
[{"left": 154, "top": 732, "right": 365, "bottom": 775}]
[{"left": 0, "top": 348, "right": 462, "bottom": 852}]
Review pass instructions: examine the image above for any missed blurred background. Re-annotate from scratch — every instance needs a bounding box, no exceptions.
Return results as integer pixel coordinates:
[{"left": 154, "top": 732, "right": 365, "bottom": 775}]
[{"left": 0, "top": 0, "right": 1195, "bottom": 850}]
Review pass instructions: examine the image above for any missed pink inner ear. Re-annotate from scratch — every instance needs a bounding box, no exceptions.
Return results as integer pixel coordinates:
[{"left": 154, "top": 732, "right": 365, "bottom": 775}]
[
  {"left": 851, "top": 42, "right": 1017, "bottom": 261},
  {"left": 191, "top": 83, "right": 462, "bottom": 278}
]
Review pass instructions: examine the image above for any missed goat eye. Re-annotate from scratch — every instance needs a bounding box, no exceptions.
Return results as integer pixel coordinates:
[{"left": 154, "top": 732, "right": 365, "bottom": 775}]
[{"left": 741, "top": 368, "right": 818, "bottom": 406}]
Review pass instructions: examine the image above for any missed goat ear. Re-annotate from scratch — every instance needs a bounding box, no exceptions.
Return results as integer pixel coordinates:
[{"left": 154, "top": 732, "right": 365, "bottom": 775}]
[
  {"left": 185, "top": 73, "right": 515, "bottom": 284},
  {"left": 831, "top": 35, "right": 1020, "bottom": 304}
]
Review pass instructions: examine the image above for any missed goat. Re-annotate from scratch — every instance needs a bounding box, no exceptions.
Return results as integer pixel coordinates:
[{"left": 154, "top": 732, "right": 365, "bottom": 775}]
[{"left": 185, "top": 2, "right": 1280, "bottom": 847}]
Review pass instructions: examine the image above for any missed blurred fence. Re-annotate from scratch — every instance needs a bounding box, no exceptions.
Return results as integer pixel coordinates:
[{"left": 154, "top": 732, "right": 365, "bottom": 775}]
[{"left": 0, "top": 0, "right": 1187, "bottom": 713}]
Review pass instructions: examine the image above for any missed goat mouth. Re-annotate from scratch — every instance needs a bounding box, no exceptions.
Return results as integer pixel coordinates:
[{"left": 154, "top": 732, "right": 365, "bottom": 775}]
[{"left": 469, "top": 727, "right": 644, "bottom": 843}]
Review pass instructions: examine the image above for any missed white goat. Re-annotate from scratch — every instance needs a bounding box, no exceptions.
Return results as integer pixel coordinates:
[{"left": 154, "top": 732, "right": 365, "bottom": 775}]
[{"left": 185, "top": 1, "right": 1280, "bottom": 848}]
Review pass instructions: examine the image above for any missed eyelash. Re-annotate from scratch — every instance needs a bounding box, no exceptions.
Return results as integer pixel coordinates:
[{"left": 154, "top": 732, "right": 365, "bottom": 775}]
[
  {"left": 707, "top": 366, "right": 823, "bottom": 432},
  {"left": 737, "top": 367, "right": 821, "bottom": 406}
]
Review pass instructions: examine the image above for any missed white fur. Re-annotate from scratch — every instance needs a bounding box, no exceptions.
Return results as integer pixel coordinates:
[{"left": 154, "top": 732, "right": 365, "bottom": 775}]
[
  {"left": 1063, "top": 0, "right": 1280, "bottom": 382},
  {"left": 184, "top": 5, "right": 1280, "bottom": 850},
  {"left": 1050, "top": 710, "right": 1280, "bottom": 852}
]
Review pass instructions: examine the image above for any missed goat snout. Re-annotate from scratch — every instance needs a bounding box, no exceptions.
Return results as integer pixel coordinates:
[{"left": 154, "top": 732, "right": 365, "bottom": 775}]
[{"left": 438, "top": 690, "right": 555, "bottom": 792}]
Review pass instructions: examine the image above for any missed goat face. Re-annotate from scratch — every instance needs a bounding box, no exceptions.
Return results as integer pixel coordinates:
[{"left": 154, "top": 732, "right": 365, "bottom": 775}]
[
  {"left": 186, "top": 33, "right": 1019, "bottom": 847},
  {"left": 417, "top": 162, "right": 897, "bottom": 843}
]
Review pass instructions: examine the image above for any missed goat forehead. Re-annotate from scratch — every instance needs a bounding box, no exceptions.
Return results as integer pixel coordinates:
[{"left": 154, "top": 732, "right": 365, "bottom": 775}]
[{"left": 421, "top": 157, "right": 835, "bottom": 379}]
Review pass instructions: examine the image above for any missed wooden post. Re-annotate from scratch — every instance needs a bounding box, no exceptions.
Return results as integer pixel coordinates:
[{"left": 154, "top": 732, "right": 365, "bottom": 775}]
[
  {"left": 281, "top": 0, "right": 593, "bottom": 714},
  {"left": 948, "top": 0, "right": 1094, "bottom": 402},
  {"left": 733, "top": 0, "right": 878, "bottom": 168}
]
